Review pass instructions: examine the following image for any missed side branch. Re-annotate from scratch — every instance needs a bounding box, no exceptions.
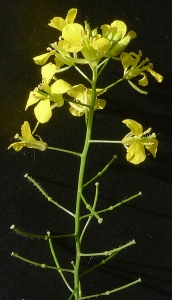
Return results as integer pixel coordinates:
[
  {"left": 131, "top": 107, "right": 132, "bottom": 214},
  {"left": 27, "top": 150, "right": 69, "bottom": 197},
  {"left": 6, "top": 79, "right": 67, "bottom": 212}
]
[
  {"left": 24, "top": 174, "right": 75, "bottom": 217},
  {"left": 83, "top": 155, "right": 117, "bottom": 189},
  {"left": 80, "top": 240, "right": 135, "bottom": 279},
  {"left": 11, "top": 252, "right": 74, "bottom": 273},
  {"left": 80, "top": 278, "right": 141, "bottom": 299},
  {"left": 10, "top": 225, "right": 75, "bottom": 240},
  {"left": 81, "top": 192, "right": 141, "bottom": 219},
  {"left": 47, "top": 232, "right": 73, "bottom": 292},
  {"left": 79, "top": 239, "right": 136, "bottom": 257}
]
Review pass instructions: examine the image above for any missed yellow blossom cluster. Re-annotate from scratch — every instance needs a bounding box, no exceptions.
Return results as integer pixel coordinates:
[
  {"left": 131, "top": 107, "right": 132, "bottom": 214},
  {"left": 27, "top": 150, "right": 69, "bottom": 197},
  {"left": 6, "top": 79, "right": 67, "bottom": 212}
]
[{"left": 8, "top": 8, "right": 162, "bottom": 164}]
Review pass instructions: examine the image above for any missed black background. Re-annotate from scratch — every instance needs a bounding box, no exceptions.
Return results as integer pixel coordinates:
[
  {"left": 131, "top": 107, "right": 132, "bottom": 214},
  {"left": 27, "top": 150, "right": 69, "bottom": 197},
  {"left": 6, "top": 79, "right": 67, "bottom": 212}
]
[{"left": 1, "top": 1, "right": 172, "bottom": 299}]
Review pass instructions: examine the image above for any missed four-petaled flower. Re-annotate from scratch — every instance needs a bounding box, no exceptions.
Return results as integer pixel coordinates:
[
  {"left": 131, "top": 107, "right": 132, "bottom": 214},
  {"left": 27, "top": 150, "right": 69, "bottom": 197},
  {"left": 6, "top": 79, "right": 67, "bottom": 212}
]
[
  {"left": 122, "top": 119, "right": 158, "bottom": 164},
  {"left": 26, "top": 63, "right": 72, "bottom": 123},
  {"left": 67, "top": 84, "right": 106, "bottom": 116},
  {"left": 8, "top": 121, "right": 47, "bottom": 152},
  {"left": 120, "top": 51, "right": 163, "bottom": 94}
]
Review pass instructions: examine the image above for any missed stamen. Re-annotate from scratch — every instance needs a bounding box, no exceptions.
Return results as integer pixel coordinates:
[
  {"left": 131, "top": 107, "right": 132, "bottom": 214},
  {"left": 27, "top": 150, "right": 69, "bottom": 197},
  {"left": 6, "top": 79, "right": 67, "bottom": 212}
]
[{"left": 46, "top": 47, "right": 52, "bottom": 51}]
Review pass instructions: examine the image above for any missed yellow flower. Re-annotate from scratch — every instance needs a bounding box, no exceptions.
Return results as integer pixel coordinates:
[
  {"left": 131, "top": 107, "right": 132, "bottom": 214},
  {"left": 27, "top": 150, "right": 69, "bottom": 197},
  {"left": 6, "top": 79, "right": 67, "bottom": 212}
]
[
  {"left": 67, "top": 84, "right": 106, "bottom": 116},
  {"left": 58, "top": 22, "right": 111, "bottom": 63},
  {"left": 47, "top": 10, "right": 136, "bottom": 63},
  {"left": 101, "top": 20, "right": 136, "bottom": 57},
  {"left": 25, "top": 63, "right": 72, "bottom": 123},
  {"left": 120, "top": 51, "right": 163, "bottom": 94},
  {"left": 122, "top": 119, "right": 158, "bottom": 164},
  {"left": 48, "top": 8, "right": 77, "bottom": 31},
  {"left": 8, "top": 121, "right": 47, "bottom": 152},
  {"left": 58, "top": 19, "right": 136, "bottom": 63}
]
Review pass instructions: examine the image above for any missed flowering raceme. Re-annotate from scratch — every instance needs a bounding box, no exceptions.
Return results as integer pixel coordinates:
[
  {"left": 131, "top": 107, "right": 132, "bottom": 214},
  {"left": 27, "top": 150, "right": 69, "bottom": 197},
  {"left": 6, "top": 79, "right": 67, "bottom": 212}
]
[
  {"left": 8, "top": 121, "right": 47, "bottom": 152},
  {"left": 8, "top": 7, "right": 164, "bottom": 299},
  {"left": 120, "top": 51, "right": 163, "bottom": 93},
  {"left": 41, "top": 8, "right": 136, "bottom": 64},
  {"left": 122, "top": 119, "right": 158, "bottom": 164}
]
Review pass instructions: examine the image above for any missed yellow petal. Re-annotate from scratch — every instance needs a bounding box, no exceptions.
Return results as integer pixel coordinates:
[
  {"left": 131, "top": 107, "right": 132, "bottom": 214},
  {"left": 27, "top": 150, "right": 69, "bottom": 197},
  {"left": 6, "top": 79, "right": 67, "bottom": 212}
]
[
  {"left": 62, "top": 23, "right": 83, "bottom": 46},
  {"left": 138, "top": 72, "right": 148, "bottom": 86},
  {"left": 21, "top": 121, "right": 33, "bottom": 140},
  {"left": 69, "top": 106, "right": 84, "bottom": 117},
  {"left": 34, "top": 100, "right": 52, "bottom": 123},
  {"left": 126, "top": 141, "right": 146, "bottom": 164},
  {"left": 145, "top": 138, "right": 158, "bottom": 157},
  {"left": 110, "top": 20, "right": 127, "bottom": 38},
  {"left": 55, "top": 50, "right": 75, "bottom": 66},
  {"left": 51, "top": 94, "right": 64, "bottom": 107},
  {"left": 149, "top": 68, "right": 163, "bottom": 82},
  {"left": 33, "top": 51, "right": 56, "bottom": 65},
  {"left": 51, "top": 79, "right": 72, "bottom": 94},
  {"left": 41, "top": 63, "right": 57, "bottom": 83},
  {"left": 122, "top": 119, "right": 143, "bottom": 135},
  {"left": 90, "top": 38, "right": 110, "bottom": 53},
  {"left": 101, "top": 24, "right": 110, "bottom": 36},
  {"left": 8, "top": 141, "right": 25, "bottom": 151},
  {"left": 94, "top": 99, "right": 106, "bottom": 110},
  {"left": 54, "top": 56, "right": 64, "bottom": 69},
  {"left": 66, "top": 8, "right": 77, "bottom": 23},
  {"left": 120, "top": 52, "right": 137, "bottom": 70},
  {"left": 25, "top": 91, "right": 41, "bottom": 110},
  {"left": 48, "top": 17, "right": 66, "bottom": 31},
  {"left": 58, "top": 40, "right": 83, "bottom": 53},
  {"left": 67, "top": 84, "right": 85, "bottom": 101}
]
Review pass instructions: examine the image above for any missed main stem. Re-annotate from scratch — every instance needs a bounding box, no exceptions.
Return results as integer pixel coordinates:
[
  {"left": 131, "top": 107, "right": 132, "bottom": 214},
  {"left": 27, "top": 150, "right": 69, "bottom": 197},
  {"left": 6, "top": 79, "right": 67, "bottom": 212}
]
[{"left": 74, "top": 66, "right": 97, "bottom": 299}]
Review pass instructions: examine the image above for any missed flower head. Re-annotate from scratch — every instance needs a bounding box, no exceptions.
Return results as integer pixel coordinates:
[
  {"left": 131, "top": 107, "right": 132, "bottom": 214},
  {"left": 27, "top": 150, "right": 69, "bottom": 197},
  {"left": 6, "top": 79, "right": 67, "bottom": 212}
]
[
  {"left": 8, "top": 121, "right": 47, "bottom": 152},
  {"left": 120, "top": 51, "right": 163, "bottom": 94},
  {"left": 122, "top": 119, "right": 158, "bottom": 164},
  {"left": 56, "top": 10, "right": 136, "bottom": 63}
]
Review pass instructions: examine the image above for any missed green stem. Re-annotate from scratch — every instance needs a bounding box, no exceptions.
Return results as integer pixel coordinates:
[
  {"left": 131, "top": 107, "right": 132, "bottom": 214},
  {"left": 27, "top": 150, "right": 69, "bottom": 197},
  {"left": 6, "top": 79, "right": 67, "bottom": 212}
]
[
  {"left": 75, "top": 65, "right": 92, "bottom": 83},
  {"left": 24, "top": 174, "right": 75, "bottom": 217},
  {"left": 80, "top": 183, "right": 99, "bottom": 243},
  {"left": 74, "top": 66, "right": 97, "bottom": 299},
  {"left": 64, "top": 98, "right": 91, "bottom": 108},
  {"left": 47, "top": 232, "right": 73, "bottom": 292},
  {"left": 89, "top": 140, "right": 122, "bottom": 144},
  {"left": 80, "top": 278, "right": 141, "bottom": 299},
  {"left": 80, "top": 191, "right": 141, "bottom": 220},
  {"left": 10, "top": 225, "right": 75, "bottom": 240},
  {"left": 47, "top": 146, "right": 81, "bottom": 157},
  {"left": 96, "top": 77, "right": 125, "bottom": 96},
  {"left": 97, "top": 57, "right": 110, "bottom": 78},
  {"left": 80, "top": 240, "right": 135, "bottom": 279},
  {"left": 83, "top": 155, "right": 117, "bottom": 189},
  {"left": 11, "top": 252, "right": 73, "bottom": 273},
  {"left": 79, "top": 239, "right": 136, "bottom": 257}
]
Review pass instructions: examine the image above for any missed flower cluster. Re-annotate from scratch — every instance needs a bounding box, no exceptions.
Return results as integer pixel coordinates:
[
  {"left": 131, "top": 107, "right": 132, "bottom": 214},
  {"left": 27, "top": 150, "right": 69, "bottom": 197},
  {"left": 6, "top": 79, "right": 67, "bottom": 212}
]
[{"left": 8, "top": 8, "right": 162, "bottom": 165}]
